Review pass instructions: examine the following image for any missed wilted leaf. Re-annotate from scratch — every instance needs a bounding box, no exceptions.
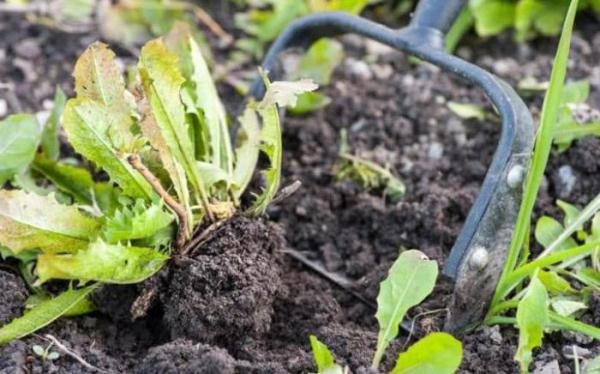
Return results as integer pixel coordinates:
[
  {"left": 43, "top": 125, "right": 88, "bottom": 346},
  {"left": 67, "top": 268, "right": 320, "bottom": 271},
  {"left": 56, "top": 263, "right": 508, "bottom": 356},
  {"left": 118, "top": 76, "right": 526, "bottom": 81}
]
[
  {"left": 0, "top": 190, "right": 100, "bottom": 253},
  {"left": 309, "top": 335, "right": 344, "bottom": 374},
  {"left": 0, "top": 114, "right": 41, "bottom": 185},
  {"left": 515, "top": 275, "right": 549, "bottom": 373},
  {"left": 391, "top": 332, "right": 462, "bottom": 374},
  {"left": 36, "top": 240, "right": 168, "bottom": 284},
  {"left": 104, "top": 199, "right": 174, "bottom": 243},
  {"left": 0, "top": 285, "right": 98, "bottom": 345},
  {"left": 63, "top": 98, "right": 154, "bottom": 200},
  {"left": 373, "top": 250, "right": 438, "bottom": 368},
  {"left": 260, "top": 78, "right": 318, "bottom": 109},
  {"left": 551, "top": 298, "right": 587, "bottom": 317},
  {"left": 40, "top": 88, "right": 67, "bottom": 161}
]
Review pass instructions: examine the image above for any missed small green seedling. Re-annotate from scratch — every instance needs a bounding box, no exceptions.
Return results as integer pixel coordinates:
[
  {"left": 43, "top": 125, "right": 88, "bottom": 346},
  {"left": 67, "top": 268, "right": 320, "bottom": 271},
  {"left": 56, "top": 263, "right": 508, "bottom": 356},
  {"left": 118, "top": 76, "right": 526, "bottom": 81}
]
[
  {"left": 335, "top": 129, "right": 406, "bottom": 202},
  {"left": 487, "top": 1, "right": 600, "bottom": 372},
  {"left": 310, "top": 250, "right": 462, "bottom": 374},
  {"left": 0, "top": 24, "right": 316, "bottom": 345},
  {"left": 32, "top": 342, "right": 60, "bottom": 362}
]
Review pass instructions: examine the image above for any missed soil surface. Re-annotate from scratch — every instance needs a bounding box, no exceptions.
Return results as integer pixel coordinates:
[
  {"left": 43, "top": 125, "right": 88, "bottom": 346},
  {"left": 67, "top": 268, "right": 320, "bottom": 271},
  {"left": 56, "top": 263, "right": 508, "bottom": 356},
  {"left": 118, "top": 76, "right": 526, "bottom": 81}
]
[{"left": 1, "top": 7, "right": 600, "bottom": 374}]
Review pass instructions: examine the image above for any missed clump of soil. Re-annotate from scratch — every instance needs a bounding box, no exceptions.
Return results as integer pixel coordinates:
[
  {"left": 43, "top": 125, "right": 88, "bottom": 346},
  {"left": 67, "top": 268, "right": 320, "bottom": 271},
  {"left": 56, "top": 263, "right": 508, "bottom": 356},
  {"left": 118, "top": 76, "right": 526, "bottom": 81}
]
[
  {"left": 0, "top": 271, "right": 28, "bottom": 325},
  {"left": 162, "top": 216, "right": 286, "bottom": 349}
]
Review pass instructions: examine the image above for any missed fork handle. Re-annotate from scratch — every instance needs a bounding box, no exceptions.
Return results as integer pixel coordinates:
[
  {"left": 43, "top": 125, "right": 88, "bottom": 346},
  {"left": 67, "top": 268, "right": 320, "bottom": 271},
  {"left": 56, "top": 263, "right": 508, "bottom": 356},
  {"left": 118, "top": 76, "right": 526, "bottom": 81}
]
[{"left": 410, "top": 0, "right": 467, "bottom": 36}]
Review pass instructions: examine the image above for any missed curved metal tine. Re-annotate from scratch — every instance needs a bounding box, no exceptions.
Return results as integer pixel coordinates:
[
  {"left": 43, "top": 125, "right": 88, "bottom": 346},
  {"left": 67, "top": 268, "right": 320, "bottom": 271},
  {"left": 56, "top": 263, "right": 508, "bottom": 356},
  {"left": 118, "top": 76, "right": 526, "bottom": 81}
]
[{"left": 251, "top": 12, "right": 534, "bottom": 330}]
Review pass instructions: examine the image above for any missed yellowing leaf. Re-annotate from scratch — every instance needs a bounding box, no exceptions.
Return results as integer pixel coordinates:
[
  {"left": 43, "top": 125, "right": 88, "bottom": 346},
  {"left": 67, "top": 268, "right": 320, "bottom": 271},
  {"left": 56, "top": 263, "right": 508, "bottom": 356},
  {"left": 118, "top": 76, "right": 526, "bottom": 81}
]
[
  {"left": 232, "top": 107, "right": 261, "bottom": 199},
  {"left": 515, "top": 275, "right": 549, "bottom": 373},
  {"left": 0, "top": 190, "right": 100, "bottom": 253},
  {"left": 139, "top": 38, "right": 209, "bottom": 210},
  {"left": 391, "top": 332, "right": 462, "bottom": 374},
  {"left": 0, "top": 114, "right": 41, "bottom": 185},
  {"left": 63, "top": 98, "right": 155, "bottom": 200},
  {"left": 373, "top": 250, "right": 438, "bottom": 368},
  {"left": 0, "top": 285, "right": 98, "bottom": 345},
  {"left": 36, "top": 240, "right": 168, "bottom": 284}
]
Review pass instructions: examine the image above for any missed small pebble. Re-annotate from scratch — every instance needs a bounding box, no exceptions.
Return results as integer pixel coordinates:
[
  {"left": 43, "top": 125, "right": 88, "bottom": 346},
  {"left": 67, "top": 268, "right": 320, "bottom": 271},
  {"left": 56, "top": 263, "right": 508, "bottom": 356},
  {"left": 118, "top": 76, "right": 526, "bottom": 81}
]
[
  {"left": 365, "top": 39, "right": 394, "bottom": 56},
  {"left": 346, "top": 58, "right": 373, "bottom": 80},
  {"left": 36, "top": 110, "right": 51, "bottom": 126},
  {"left": 0, "top": 99, "right": 7, "bottom": 118},
  {"left": 428, "top": 141, "right": 444, "bottom": 160},
  {"left": 557, "top": 165, "right": 576, "bottom": 196},
  {"left": 14, "top": 38, "right": 41, "bottom": 59},
  {"left": 372, "top": 64, "right": 393, "bottom": 80},
  {"left": 533, "top": 360, "right": 560, "bottom": 374}
]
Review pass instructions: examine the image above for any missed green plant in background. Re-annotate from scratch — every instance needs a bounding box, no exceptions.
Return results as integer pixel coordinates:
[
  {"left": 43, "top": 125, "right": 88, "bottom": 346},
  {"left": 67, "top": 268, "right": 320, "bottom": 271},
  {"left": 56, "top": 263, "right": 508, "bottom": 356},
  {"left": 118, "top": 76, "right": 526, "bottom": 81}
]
[
  {"left": 486, "top": 0, "right": 600, "bottom": 372},
  {"left": 0, "top": 24, "right": 315, "bottom": 345},
  {"left": 310, "top": 250, "right": 463, "bottom": 374},
  {"left": 334, "top": 129, "right": 406, "bottom": 202}
]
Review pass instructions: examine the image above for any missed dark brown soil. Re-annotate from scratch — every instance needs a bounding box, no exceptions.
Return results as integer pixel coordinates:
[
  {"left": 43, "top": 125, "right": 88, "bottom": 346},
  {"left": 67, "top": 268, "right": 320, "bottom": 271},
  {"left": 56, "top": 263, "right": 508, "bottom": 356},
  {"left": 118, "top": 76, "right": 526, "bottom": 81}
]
[{"left": 1, "top": 8, "right": 600, "bottom": 374}]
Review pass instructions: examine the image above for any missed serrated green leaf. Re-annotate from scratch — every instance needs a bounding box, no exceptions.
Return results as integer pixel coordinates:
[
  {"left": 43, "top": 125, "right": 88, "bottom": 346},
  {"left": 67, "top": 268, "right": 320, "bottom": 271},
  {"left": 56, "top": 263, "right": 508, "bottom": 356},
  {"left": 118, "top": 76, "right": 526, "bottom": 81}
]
[
  {"left": 0, "top": 190, "right": 100, "bottom": 254},
  {"left": 534, "top": 216, "right": 577, "bottom": 250},
  {"left": 63, "top": 98, "right": 154, "bottom": 200},
  {"left": 0, "top": 114, "right": 41, "bottom": 186},
  {"left": 391, "top": 332, "right": 462, "bottom": 374},
  {"left": 40, "top": 88, "right": 66, "bottom": 161},
  {"left": 515, "top": 275, "right": 548, "bottom": 373},
  {"left": 104, "top": 199, "right": 174, "bottom": 243},
  {"left": 309, "top": 335, "right": 344, "bottom": 374},
  {"left": 447, "top": 101, "right": 486, "bottom": 121},
  {"left": 36, "top": 240, "right": 168, "bottom": 284},
  {"left": 139, "top": 38, "right": 209, "bottom": 211},
  {"left": 233, "top": 107, "right": 261, "bottom": 199},
  {"left": 0, "top": 285, "right": 98, "bottom": 345},
  {"left": 372, "top": 250, "right": 438, "bottom": 369},
  {"left": 294, "top": 38, "right": 343, "bottom": 85}
]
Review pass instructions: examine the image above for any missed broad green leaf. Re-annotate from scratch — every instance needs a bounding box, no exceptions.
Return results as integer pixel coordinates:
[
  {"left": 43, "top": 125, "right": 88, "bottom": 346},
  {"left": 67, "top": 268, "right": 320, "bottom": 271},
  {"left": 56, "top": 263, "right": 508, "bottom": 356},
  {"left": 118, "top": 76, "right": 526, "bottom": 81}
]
[
  {"left": 515, "top": 275, "right": 549, "bottom": 373},
  {"left": 534, "top": 216, "right": 577, "bottom": 250},
  {"left": 232, "top": 107, "right": 261, "bottom": 199},
  {"left": 40, "top": 88, "right": 67, "bottom": 161},
  {"left": 32, "top": 156, "right": 95, "bottom": 205},
  {"left": 372, "top": 250, "right": 438, "bottom": 369},
  {"left": 577, "top": 268, "right": 600, "bottom": 288},
  {"left": 36, "top": 240, "right": 169, "bottom": 284},
  {"left": 0, "top": 114, "right": 41, "bottom": 185},
  {"left": 0, "top": 285, "right": 98, "bottom": 345},
  {"left": 556, "top": 200, "right": 581, "bottom": 229},
  {"left": 289, "top": 92, "right": 332, "bottom": 115},
  {"left": 538, "top": 270, "right": 575, "bottom": 295},
  {"left": 104, "top": 199, "right": 174, "bottom": 243},
  {"left": 391, "top": 332, "right": 462, "bottom": 374},
  {"left": 561, "top": 80, "right": 590, "bottom": 105},
  {"left": 139, "top": 38, "right": 209, "bottom": 209},
  {"left": 25, "top": 293, "right": 96, "bottom": 317},
  {"left": 63, "top": 98, "right": 154, "bottom": 200},
  {"left": 294, "top": 38, "right": 343, "bottom": 85},
  {"left": 309, "top": 335, "right": 344, "bottom": 374},
  {"left": 187, "top": 34, "right": 233, "bottom": 176},
  {"left": 447, "top": 102, "right": 486, "bottom": 121},
  {"left": 470, "top": 0, "right": 515, "bottom": 36},
  {"left": 0, "top": 190, "right": 100, "bottom": 253},
  {"left": 237, "top": 0, "right": 308, "bottom": 43},
  {"left": 550, "top": 298, "right": 587, "bottom": 317}
]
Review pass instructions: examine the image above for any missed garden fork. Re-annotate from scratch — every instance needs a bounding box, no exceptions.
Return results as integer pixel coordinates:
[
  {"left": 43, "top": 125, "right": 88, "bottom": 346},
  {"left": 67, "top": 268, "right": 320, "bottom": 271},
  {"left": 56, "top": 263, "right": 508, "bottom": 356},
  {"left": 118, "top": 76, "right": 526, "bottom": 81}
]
[{"left": 250, "top": 0, "right": 534, "bottom": 333}]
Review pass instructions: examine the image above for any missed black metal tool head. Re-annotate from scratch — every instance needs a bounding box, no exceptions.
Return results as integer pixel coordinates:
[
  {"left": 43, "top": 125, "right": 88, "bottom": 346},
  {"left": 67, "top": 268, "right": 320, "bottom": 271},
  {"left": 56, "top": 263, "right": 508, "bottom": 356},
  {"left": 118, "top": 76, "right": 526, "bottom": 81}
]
[{"left": 250, "top": 0, "right": 534, "bottom": 333}]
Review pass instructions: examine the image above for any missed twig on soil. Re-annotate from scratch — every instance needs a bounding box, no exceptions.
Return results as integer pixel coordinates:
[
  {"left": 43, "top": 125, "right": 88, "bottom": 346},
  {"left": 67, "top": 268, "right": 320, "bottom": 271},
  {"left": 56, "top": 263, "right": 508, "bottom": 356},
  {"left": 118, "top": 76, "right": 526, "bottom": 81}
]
[
  {"left": 271, "top": 180, "right": 302, "bottom": 205},
  {"left": 127, "top": 154, "right": 188, "bottom": 249},
  {"left": 40, "top": 334, "right": 109, "bottom": 373},
  {"left": 190, "top": 6, "right": 233, "bottom": 47},
  {"left": 179, "top": 218, "right": 229, "bottom": 258}
]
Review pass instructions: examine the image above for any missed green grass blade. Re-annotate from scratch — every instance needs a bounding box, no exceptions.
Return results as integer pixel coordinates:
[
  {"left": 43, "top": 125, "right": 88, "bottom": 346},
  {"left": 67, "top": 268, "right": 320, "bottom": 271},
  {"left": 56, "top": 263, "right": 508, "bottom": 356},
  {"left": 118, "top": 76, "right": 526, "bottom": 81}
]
[
  {"left": 492, "top": 0, "right": 579, "bottom": 308},
  {"left": 0, "top": 285, "right": 98, "bottom": 345}
]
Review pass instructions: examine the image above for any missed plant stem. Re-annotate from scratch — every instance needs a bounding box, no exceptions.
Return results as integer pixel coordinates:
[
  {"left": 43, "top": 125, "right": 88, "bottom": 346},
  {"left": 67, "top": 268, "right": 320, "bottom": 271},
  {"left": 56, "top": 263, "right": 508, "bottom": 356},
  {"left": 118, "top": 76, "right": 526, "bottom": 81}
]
[
  {"left": 549, "top": 312, "right": 600, "bottom": 340},
  {"left": 128, "top": 154, "right": 189, "bottom": 249}
]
